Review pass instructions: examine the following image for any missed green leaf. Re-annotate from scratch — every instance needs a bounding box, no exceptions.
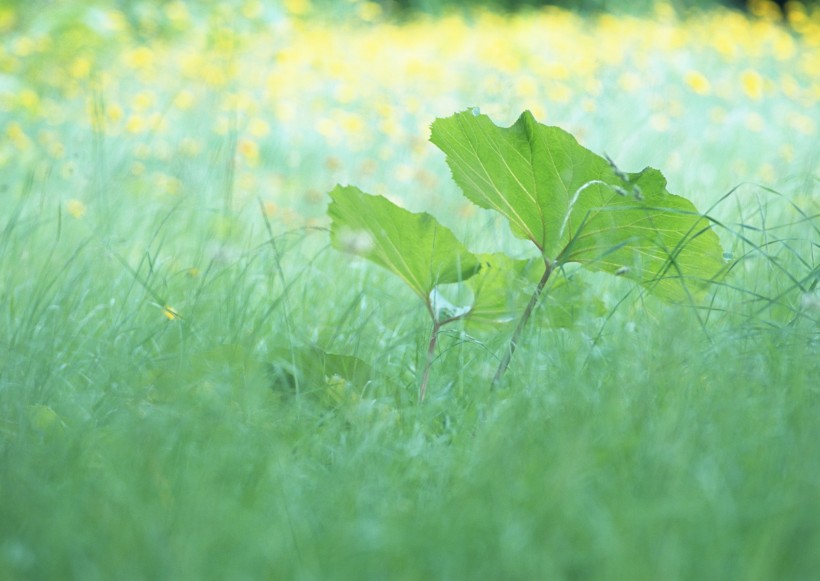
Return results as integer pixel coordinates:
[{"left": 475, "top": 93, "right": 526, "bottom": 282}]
[
  {"left": 463, "top": 253, "right": 539, "bottom": 328},
  {"left": 269, "top": 345, "right": 375, "bottom": 404},
  {"left": 430, "top": 110, "right": 726, "bottom": 302},
  {"left": 328, "top": 185, "right": 481, "bottom": 300},
  {"left": 463, "top": 254, "right": 602, "bottom": 330},
  {"left": 556, "top": 167, "right": 726, "bottom": 302}
]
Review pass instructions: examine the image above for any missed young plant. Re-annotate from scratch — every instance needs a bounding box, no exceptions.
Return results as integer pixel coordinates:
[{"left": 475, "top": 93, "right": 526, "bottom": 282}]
[
  {"left": 328, "top": 185, "right": 481, "bottom": 402},
  {"left": 328, "top": 109, "right": 727, "bottom": 398},
  {"left": 430, "top": 109, "right": 726, "bottom": 384}
]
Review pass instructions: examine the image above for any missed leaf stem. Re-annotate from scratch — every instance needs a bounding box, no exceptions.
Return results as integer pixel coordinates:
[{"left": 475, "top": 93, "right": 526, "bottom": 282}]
[
  {"left": 492, "top": 258, "right": 553, "bottom": 388},
  {"left": 419, "top": 320, "right": 442, "bottom": 403}
]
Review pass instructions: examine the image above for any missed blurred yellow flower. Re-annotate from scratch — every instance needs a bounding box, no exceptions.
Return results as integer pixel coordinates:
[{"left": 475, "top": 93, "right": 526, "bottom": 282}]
[
  {"left": 132, "top": 91, "right": 155, "bottom": 112},
  {"left": 549, "top": 83, "right": 572, "bottom": 103},
  {"left": 66, "top": 199, "right": 87, "bottom": 219},
  {"left": 758, "top": 162, "right": 776, "bottom": 183},
  {"left": 154, "top": 173, "right": 182, "bottom": 195},
  {"left": 126, "top": 46, "right": 155, "bottom": 70},
  {"left": 779, "top": 143, "right": 794, "bottom": 162},
  {"left": 238, "top": 139, "right": 260, "bottom": 166},
  {"left": 618, "top": 72, "right": 641, "bottom": 93},
  {"left": 773, "top": 33, "right": 796, "bottom": 61},
  {"left": 339, "top": 113, "right": 365, "bottom": 135},
  {"left": 514, "top": 76, "right": 538, "bottom": 98},
  {"left": 741, "top": 69, "right": 764, "bottom": 100},
  {"left": 107, "top": 103, "right": 124, "bottom": 123},
  {"left": 125, "top": 115, "right": 146, "bottom": 134},
  {"left": 12, "top": 36, "right": 35, "bottom": 57},
  {"left": 358, "top": 1, "right": 382, "bottom": 22},
  {"left": 748, "top": 0, "right": 783, "bottom": 20},
  {"left": 284, "top": 0, "right": 311, "bottom": 16},
  {"left": 684, "top": 70, "right": 711, "bottom": 95},
  {"left": 18, "top": 89, "right": 40, "bottom": 111},
  {"left": 241, "top": 0, "right": 264, "bottom": 19},
  {"left": 173, "top": 90, "right": 195, "bottom": 110},
  {"left": 248, "top": 118, "right": 270, "bottom": 138},
  {"left": 6, "top": 122, "right": 32, "bottom": 150},
  {"left": 70, "top": 57, "right": 92, "bottom": 80},
  {"left": 262, "top": 201, "right": 278, "bottom": 217},
  {"left": 162, "top": 305, "right": 180, "bottom": 320},
  {"left": 165, "top": 1, "right": 190, "bottom": 27},
  {"left": 0, "top": 7, "right": 17, "bottom": 32}
]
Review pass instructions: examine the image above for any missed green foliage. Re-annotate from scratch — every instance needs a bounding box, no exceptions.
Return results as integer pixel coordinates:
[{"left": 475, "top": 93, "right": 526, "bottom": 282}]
[
  {"left": 462, "top": 254, "right": 603, "bottom": 330},
  {"left": 328, "top": 185, "right": 481, "bottom": 304},
  {"left": 269, "top": 344, "right": 376, "bottom": 405},
  {"left": 330, "top": 109, "right": 727, "bottom": 391},
  {"left": 430, "top": 110, "right": 726, "bottom": 302}
]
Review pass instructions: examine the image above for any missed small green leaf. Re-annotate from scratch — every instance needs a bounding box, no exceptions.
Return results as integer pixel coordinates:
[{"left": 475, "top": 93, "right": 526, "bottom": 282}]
[
  {"left": 431, "top": 110, "right": 726, "bottom": 302},
  {"left": 328, "top": 185, "right": 481, "bottom": 300},
  {"left": 463, "top": 253, "right": 539, "bottom": 328},
  {"left": 463, "top": 254, "right": 599, "bottom": 330},
  {"left": 269, "top": 346, "right": 375, "bottom": 400}
]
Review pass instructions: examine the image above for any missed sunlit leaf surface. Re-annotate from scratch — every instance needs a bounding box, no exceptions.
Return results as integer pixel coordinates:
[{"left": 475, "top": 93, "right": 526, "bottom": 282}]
[
  {"left": 431, "top": 110, "right": 726, "bottom": 302},
  {"left": 328, "top": 185, "right": 481, "bottom": 300}
]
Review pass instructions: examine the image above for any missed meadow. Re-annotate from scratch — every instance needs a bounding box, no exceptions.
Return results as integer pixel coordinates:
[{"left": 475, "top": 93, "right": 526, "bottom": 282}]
[{"left": 1, "top": 0, "right": 818, "bottom": 578}]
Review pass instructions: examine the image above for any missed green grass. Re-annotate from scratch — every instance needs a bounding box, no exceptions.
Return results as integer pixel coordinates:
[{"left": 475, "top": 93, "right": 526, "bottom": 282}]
[
  {"left": 1, "top": 165, "right": 817, "bottom": 579},
  {"left": 2, "top": 3, "right": 819, "bottom": 579}
]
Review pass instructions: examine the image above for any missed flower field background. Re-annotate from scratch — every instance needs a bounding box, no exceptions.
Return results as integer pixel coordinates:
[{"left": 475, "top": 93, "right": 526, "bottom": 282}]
[{"left": 1, "top": 0, "right": 818, "bottom": 579}]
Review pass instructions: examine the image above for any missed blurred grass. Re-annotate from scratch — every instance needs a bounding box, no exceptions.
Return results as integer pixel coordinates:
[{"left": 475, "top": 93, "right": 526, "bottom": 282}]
[{"left": 1, "top": 0, "right": 819, "bottom": 579}]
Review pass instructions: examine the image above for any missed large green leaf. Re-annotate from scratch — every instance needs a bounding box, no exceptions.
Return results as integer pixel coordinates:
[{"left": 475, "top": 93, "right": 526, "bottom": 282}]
[
  {"left": 430, "top": 110, "right": 726, "bottom": 302},
  {"left": 328, "top": 185, "right": 481, "bottom": 300},
  {"left": 555, "top": 167, "right": 726, "bottom": 301}
]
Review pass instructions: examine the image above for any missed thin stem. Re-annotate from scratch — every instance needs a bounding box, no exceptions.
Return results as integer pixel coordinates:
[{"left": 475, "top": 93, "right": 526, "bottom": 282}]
[
  {"left": 419, "top": 320, "right": 441, "bottom": 403},
  {"left": 491, "top": 259, "right": 553, "bottom": 388}
]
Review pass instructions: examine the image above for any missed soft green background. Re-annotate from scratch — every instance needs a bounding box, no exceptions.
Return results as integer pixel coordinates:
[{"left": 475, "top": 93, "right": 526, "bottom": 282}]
[{"left": 1, "top": 0, "right": 817, "bottom": 578}]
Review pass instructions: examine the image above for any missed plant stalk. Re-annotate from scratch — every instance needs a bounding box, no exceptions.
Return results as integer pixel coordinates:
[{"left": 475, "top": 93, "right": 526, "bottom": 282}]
[
  {"left": 492, "top": 259, "right": 553, "bottom": 388},
  {"left": 419, "top": 320, "right": 442, "bottom": 403}
]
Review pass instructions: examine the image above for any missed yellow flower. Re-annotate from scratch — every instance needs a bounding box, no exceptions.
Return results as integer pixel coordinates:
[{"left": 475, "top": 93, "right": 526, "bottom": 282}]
[
  {"left": 618, "top": 72, "right": 641, "bottom": 93},
  {"left": 164, "top": 1, "right": 190, "bottom": 27},
  {"left": 132, "top": 91, "right": 155, "bottom": 112},
  {"left": 0, "top": 7, "right": 17, "bottom": 32},
  {"left": 283, "top": 0, "right": 311, "bottom": 16},
  {"left": 125, "top": 115, "right": 146, "bottom": 134},
  {"left": 758, "top": 162, "right": 776, "bottom": 183},
  {"left": 70, "top": 57, "right": 92, "bottom": 80},
  {"left": 6, "top": 122, "right": 32, "bottom": 150},
  {"left": 339, "top": 112, "right": 365, "bottom": 135},
  {"left": 248, "top": 118, "right": 270, "bottom": 138},
  {"left": 66, "top": 199, "right": 87, "bottom": 219},
  {"left": 126, "top": 46, "right": 155, "bottom": 70},
  {"left": 105, "top": 103, "right": 125, "bottom": 123},
  {"left": 162, "top": 305, "right": 180, "bottom": 320},
  {"left": 173, "top": 90, "right": 195, "bottom": 110},
  {"left": 262, "top": 201, "right": 278, "bottom": 217},
  {"left": 741, "top": 69, "right": 764, "bottom": 100},
  {"left": 684, "top": 70, "right": 711, "bottom": 95},
  {"left": 18, "top": 89, "right": 39, "bottom": 111},
  {"left": 358, "top": 1, "right": 382, "bottom": 22},
  {"left": 238, "top": 139, "right": 260, "bottom": 166},
  {"left": 241, "top": 1, "right": 264, "bottom": 19}
]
